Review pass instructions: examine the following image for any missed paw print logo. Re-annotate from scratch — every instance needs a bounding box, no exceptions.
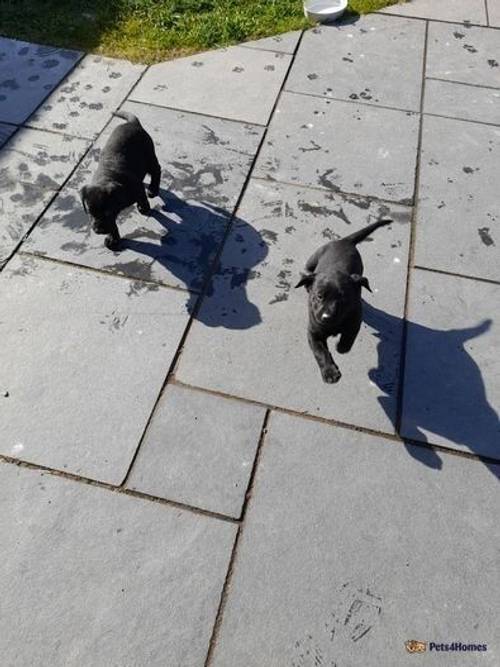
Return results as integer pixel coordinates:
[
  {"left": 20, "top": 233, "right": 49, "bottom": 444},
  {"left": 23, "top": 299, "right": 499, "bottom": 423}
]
[{"left": 405, "top": 640, "right": 427, "bottom": 653}]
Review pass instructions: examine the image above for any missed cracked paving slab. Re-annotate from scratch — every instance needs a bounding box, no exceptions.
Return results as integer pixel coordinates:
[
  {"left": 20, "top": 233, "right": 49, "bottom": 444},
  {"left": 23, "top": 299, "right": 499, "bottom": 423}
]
[
  {"left": 176, "top": 179, "right": 411, "bottom": 434},
  {"left": 129, "top": 45, "right": 292, "bottom": 125},
  {"left": 0, "top": 463, "right": 236, "bottom": 667},
  {"left": 401, "top": 269, "right": 500, "bottom": 459},
  {"left": 254, "top": 92, "right": 419, "bottom": 203},
  {"left": 0, "top": 127, "right": 89, "bottom": 265},
  {"left": 0, "top": 255, "right": 190, "bottom": 483},
  {"left": 209, "top": 412, "right": 500, "bottom": 666},
  {"left": 28, "top": 54, "right": 146, "bottom": 139},
  {"left": 414, "top": 114, "right": 500, "bottom": 282},
  {"left": 426, "top": 22, "right": 500, "bottom": 88},
  {"left": 0, "top": 36, "right": 81, "bottom": 124},
  {"left": 286, "top": 15, "right": 425, "bottom": 112},
  {"left": 25, "top": 102, "right": 263, "bottom": 290}
]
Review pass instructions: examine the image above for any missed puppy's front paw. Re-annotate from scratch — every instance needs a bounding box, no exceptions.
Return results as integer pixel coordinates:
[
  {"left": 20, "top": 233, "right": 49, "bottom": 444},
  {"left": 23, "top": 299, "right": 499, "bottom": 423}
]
[
  {"left": 147, "top": 187, "right": 159, "bottom": 198},
  {"left": 322, "top": 366, "right": 341, "bottom": 384},
  {"left": 104, "top": 236, "right": 121, "bottom": 251},
  {"left": 137, "top": 202, "right": 151, "bottom": 215},
  {"left": 337, "top": 340, "right": 352, "bottom": 354}
]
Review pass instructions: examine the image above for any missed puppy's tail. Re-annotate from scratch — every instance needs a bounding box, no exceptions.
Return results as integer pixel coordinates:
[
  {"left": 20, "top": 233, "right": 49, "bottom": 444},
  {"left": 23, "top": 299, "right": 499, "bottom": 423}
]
[
  {"left": 113, "top": 110, "right": 141, "bottom": 125},
  {"left": 343, "top": 218, "right": 392, "bottom": 245}
]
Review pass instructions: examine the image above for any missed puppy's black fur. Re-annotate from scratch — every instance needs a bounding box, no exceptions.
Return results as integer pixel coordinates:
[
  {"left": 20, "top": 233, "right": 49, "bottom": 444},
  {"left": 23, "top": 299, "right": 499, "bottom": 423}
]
[
  {"left": 296, "top": 218, "right": 392, "bottom": 384},
  {"left": 80, "top": 111, "right": 161, "bottom": 250}
]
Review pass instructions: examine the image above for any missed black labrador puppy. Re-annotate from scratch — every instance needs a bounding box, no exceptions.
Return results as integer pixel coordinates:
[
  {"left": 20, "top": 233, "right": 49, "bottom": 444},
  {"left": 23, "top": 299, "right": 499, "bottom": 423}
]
[
  {"left": 296, "top": 218, "right": 392, "bottom": 384},
  {"left": 80, "top": 111, "right": 161, "bottom": 250}
]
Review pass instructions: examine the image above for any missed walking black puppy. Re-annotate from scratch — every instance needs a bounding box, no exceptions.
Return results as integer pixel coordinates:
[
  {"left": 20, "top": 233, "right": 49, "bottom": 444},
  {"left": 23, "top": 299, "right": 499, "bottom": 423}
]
[
  {"left": 296, "top": 218, "right": 392, "bottom": 384},
  {"left": 80, "top": 111, "right": 161, "bottom": 250}
]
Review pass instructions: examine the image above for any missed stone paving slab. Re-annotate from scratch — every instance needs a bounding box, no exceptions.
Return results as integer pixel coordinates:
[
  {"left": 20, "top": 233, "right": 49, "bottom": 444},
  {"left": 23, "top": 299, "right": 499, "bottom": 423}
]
[
  {"left": 0, "top": 255, "right": 189, "bottom": 484},
  {"left": 25, "top": 102, "right": 263, "bottom": 290},
  {"left": 129, "top": 46, "right": 292, "bottom": 125},
  {"left": 380, "top": 0, "right": 487, "bottom": 24},
  {"left": 414, "top": 114, "right": 499, "bottom": 282},
  {"left": 241, "top": 31, "right": 301, "bottom": 54},
  {"left": 426, "top": 22, "right": 500, "bottom": 89},
  {"left": 176, "top": 179, "right": 411, "bottom": 434},
  {"left": 0, "top": 122, "right": 16, "bottom": 147},
  {"left": 127, "top": 385, "right": 266, "bottom": 517},
  {"left": 254, "top": 93, "right": 419, "bottom": 204},
  {"left": 28, "top": 54, "right": 146, "bottom": 139},
  {"left": 401, "top": 269, "right": 500, "bottom": 459},
  {"left": 210, "top": 412, "right": 500, "bottom": 667},
  {"left": 286, "top": 16, "right": 425, "bottom": 112},
  {"left": 489, "top": 1, "right": 500, "bottom": 27},
  {"left": 424, "top": 78, "right": 500, "bottom": 125},
  {"left": 0, "top": 37, "right": 81, "bottom": 125},
  {"left": 0, "top": 463, "right": 236, "bottom": 667},
  {"left": 0, "top": 127, "right": 89, "bottom": 265}
]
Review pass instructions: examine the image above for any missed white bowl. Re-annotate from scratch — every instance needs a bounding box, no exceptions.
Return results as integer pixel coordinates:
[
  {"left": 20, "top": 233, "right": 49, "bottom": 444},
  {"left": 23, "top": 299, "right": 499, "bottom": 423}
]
[{"left": 303, "top": 0, "right": 348, "bottom": 22}]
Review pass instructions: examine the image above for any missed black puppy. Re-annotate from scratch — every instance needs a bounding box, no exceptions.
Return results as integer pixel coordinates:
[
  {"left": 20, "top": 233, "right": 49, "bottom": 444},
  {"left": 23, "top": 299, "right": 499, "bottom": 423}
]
[
  {"left": 296, "top": 218, "right": 392, "bottom": 384},
  {"left": 81, "top": 111, "right": 161, "bottom": 250}
]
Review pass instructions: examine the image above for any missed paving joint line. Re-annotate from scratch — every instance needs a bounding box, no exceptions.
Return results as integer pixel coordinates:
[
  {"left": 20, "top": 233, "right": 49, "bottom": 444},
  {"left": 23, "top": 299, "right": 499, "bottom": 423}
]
[
  {"left": 204, "top": 409, "right": 271, "bottom": 666},
  {"left": 284, "top": 87, "right": 419, "bottom": 115},
  {"left": 413, "top": 264, "right": 500, "bottom": 286},
  {"left": 426, "top": 76, "right": 500, "bottom": 92},
  {"left": 124, "top": 97, "right": 268, "bottom": 128},
  {"left": 18, "top": 250, "right": 199, "bottom": 295},
  {"left": 375, "top": 11, "right": 496, "bottom": 30},
  {"left": 424, "top": 110, "right": 500, "bottom": 129},
  {"left": 171, "top": 379, "right": 500, "bottom": 468},
  {"left": 0, "top": 454, "right": 239, "bottom": 524},
  {"left": 395, "top": 19, "right": 429, "bottom": 435},
  {"left": 251, "top": 175, "right": 414, "bottom": 207},
  {"left": 485, "top": 0, "right": 490, "bottom": 26}
]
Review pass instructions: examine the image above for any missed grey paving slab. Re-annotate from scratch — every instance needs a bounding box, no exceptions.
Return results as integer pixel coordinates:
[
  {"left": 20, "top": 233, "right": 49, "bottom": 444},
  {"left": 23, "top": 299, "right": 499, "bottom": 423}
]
[
  {"left": 28, "top": 54, "right": 146, "bottom": 139},
  {"left": 401, "top": 269, "right": 500, "bottom": 458},
  {"left": 424, "top": 78, "right": 500, "bottom": 124},
  {"left": 211, "top": 412, "right": 500, "bottom": 667},
  {"left": 427, "top": 22, "right": 500, "bottom": 88},
  {"left": 0, "top": 127, "right": 89, "bottom": 265},
  {"left": 489, "top": 0, "right": 500, "bottom": 27},
  {"left": 380, "top": 0, "right": 487, "bottom": 24},
  {"left": 254, "top": 93, "right": 419, "bottom": 203},
  {"left": 0, "top": 255, "right": 189, "bottom": 484},
  {"left": 25, "top": 101, "right": 263, "bottom": 290},
  {"left": 286, "top": 16, "right": 425, "bottom": 111},
  {"left": 176, "top": 179, "right": 411, "bottom": 434},
  {"left": 0, "top": 122, "right": 16, "bottom": 147},
  {"left": 241, "top": 30, "right": 301, "bottom": 54},
  {"left": 0, "top": 37, "right": 81, "bottom": 124},
  {"left": 129, "top": 45, "right": 292, "bottom": 125},
  {"left": 0, "top": 463, "right": 236, "bottom": 667},
  {"left": 127, "top": 385, "right": 266, "bottom": 517},
  {"left": 414, "top": 115, "right": 500, "bottom": 281}
]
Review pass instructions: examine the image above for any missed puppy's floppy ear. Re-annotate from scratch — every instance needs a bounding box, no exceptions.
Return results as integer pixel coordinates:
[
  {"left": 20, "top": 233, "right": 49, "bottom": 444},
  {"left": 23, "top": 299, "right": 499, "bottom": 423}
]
[
  {"left": 80, "top": 186, "right": 90, "bottom": 214},
  {"left": 351, "top": 273, "right": 372, "bottom": 292},
  {"left": 295, "top": 272, "right": 315, "bottom": 289}
]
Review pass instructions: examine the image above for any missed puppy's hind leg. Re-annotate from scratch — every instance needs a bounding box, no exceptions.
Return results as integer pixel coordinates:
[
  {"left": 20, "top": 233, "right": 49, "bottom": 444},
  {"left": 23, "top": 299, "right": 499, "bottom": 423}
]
[
  {"left": 147, "top": 159, "right": 161, "bottom": 198},
  {"left": 308, "top": 331, "right": 341, "bottom": 384},
  {"left": 104, "top": 222, "right": 121, "bottom": 251},
  {"left": 136, "top": 184, "right": 151, "bottom": 215}
]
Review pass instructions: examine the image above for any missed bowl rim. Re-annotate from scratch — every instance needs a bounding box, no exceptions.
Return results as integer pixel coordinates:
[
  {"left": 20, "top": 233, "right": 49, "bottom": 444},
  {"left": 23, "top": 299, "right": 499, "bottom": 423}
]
[{"left": 303, "top": 0, "right": 348, "bottom": 12}]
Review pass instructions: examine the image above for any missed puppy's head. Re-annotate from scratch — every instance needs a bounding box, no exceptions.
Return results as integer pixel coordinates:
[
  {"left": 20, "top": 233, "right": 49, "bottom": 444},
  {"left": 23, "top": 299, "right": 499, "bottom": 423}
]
[
  {"left": 81, "top": 184, "right": 122, "bottom": 235},
  {"left": 295, "top": 272, "right": 371, "bottom": 326}
]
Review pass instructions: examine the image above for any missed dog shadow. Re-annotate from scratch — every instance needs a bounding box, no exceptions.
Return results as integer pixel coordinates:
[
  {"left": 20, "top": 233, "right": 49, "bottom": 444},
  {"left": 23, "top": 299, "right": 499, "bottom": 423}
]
[
  {"left": 121, "top": 189, "right": 268, "bottom": 330},
  {"left": 363, "top": 301, "right": 500, "bottom": 479}
]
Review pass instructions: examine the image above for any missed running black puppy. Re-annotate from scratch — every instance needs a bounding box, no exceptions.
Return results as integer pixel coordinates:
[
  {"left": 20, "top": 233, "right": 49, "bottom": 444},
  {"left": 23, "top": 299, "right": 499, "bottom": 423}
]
[
  {"left": 296, "top": 218, "right": 392, "bottom": 384},
  {"left": 80, "top": 111, "right": 161, "bottom": 250}
]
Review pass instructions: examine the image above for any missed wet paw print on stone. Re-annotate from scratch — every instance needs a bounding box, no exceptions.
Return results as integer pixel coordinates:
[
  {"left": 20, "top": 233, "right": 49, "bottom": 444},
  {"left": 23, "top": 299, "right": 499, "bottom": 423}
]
[
  {"left": 270, "top": 267, "right": 293, "bottom": 304},
  {"left": 463, "top": 166, "right": 480, "bottom": 174},
  {"left": 191, "top": 61, "right": 204, "bottom": 67},
  {"left": 478, "top": 227, "right": 495, "bottom": 247},
  {"left": 265, "top": 65, "right": 275, "bottom": 72},
  {"left": 307, "top": 73, "right": 319, "bottom": 80},
  {"left": 487, "top": 59, "right": 498, "bottom": 68},
  {"left": 463, "top": 44, "right": 477, "bottom": 54},
  {"left": 291, "top": 635, "right": 336, "bottom": 667},
  {"left": 233, "top": 66, "right": 245, "bottom": 73},
  {"left": 108, "top": 72, "right": 122, "bottom": 79},
  {"left": 100, "top": 311, "right": 129, "bottom": 332}
]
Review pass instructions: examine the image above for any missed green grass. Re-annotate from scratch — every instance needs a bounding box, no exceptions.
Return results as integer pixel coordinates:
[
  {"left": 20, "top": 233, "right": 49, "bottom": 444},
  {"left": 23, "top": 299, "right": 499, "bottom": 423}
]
[{"left": 0, "top": 0, "right": 402, "bottom": 64}]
